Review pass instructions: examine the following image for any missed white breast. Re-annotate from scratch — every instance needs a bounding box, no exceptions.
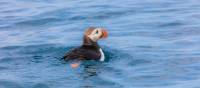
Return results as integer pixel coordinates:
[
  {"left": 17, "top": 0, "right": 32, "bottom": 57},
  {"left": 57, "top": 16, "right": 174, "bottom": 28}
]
[{"left": 99, "top": 48, "right": 105, "bottom": 61}]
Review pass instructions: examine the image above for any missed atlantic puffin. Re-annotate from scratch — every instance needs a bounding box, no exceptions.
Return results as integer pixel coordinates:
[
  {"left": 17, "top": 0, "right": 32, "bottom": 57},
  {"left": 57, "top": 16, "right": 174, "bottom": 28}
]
[{"left": 63, "top": 27, "right": 108, "bottom": 67}]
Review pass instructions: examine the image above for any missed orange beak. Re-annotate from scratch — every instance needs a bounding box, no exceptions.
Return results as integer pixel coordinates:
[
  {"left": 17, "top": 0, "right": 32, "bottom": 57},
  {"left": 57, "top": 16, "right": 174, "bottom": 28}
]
[{"left": 100, "top": 29, "right": 108, "bottom": 39}]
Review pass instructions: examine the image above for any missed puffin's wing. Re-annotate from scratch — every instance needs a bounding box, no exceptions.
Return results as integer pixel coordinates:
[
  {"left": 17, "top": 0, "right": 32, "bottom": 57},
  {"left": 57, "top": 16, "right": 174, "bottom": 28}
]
[{"left": 63, "top": 48, "right": 86, "bottom": 61}]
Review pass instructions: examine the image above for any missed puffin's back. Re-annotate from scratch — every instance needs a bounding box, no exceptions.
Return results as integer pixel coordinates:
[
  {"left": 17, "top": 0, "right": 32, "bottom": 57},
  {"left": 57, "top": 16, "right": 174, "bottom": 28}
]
[{"left": 63, "top": 45, "right": 101, "bottom": 61}]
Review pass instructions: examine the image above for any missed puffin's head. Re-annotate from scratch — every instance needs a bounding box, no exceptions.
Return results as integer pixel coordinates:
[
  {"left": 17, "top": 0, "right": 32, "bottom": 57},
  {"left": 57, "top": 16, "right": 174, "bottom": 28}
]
[{"left": 84, "top": 27, "right": 108, "bottom": 42}]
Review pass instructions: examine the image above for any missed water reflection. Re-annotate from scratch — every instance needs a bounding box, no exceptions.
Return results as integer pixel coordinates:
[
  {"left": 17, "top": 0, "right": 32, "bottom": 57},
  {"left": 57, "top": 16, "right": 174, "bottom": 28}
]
[{"left": 80, "top": 61, "right": 101, "bottom": 88}]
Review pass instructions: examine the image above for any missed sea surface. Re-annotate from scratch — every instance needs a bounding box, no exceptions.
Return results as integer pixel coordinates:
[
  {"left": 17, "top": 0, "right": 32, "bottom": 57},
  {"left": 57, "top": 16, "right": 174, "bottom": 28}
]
[{"left": 1, "top": 0, "right": 200, "bottom": 88}]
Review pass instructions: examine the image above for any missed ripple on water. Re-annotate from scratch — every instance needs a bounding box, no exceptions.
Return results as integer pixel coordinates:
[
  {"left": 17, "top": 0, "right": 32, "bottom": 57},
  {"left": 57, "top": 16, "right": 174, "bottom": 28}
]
[
  {"left": 32, "top": 83, "right": 50, "bottom": 88},
  {"left": 15, "top": 18, "right": 63, "bottom": 26},
  {"left": 0, "top": 80, "right": 23, "bottom": 88},
  {"left": 1, "top": 0, "right": 200, "bottom": 88}
]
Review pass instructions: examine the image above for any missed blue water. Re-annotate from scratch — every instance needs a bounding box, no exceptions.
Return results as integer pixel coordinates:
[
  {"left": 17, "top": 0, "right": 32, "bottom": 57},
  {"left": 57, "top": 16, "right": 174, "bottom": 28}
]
[{"left": 1, "top": 0, "right": 200, "bottom": 88}]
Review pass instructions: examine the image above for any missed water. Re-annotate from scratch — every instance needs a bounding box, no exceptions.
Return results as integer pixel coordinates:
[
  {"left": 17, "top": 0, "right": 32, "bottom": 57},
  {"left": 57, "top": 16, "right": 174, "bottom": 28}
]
[{"left": 1, "top": 0, "right": 200, "bottom": 88}]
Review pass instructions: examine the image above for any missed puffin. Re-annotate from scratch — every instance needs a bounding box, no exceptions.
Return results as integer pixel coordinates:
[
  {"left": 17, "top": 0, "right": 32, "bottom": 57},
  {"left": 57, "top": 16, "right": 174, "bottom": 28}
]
[{"left": 63, "top": 27, "right": 108, "bottom": 68}]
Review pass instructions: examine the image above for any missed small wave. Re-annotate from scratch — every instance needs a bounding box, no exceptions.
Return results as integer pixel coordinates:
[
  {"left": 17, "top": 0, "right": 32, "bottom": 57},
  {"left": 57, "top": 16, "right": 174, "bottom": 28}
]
[
  {"left": 32, "top": 83, "right": 50, "bottom": 88},
  {"left": 0, "top": 80, "right": 24, "bottom": 88},
  {"left": 15, "top": 17, "right": 63, "bottom": 26},
  {"left": 157, "top": 21, "right": 184, "bottom": 28}
]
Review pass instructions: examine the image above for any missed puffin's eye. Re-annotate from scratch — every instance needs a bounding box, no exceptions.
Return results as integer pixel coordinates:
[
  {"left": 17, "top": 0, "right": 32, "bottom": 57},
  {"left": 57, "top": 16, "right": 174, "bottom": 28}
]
[{"left": 96, "top": 30, "right": 99, "bottom": 34}]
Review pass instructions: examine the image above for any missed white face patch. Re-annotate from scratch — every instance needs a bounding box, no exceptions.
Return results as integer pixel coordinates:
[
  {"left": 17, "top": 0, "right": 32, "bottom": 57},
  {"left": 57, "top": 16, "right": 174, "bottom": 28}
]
[{"left": 88, "top": 28, "right": 103, "bottom": 42}]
